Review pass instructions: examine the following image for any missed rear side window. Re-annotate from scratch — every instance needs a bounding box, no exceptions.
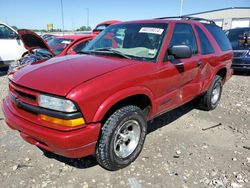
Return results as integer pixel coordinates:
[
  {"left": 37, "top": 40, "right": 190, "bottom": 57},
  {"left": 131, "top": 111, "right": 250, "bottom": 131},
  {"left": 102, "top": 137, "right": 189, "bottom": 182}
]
[
  {"left": 169, "top": 23, "right": 198, "bottom": 55},
  {"left": 195, "top": 26, "right": 214, "bottom": 55},
  {"left": 204, "top": 24, "right": 232, "bottom": 51}
]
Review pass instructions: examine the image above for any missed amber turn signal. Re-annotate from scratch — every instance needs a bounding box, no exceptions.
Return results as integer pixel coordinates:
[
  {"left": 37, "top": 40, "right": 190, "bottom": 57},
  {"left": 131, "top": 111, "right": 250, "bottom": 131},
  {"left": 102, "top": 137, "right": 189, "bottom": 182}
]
[{"left": 38, "top": 114, "right": 85, "bottom": 127}]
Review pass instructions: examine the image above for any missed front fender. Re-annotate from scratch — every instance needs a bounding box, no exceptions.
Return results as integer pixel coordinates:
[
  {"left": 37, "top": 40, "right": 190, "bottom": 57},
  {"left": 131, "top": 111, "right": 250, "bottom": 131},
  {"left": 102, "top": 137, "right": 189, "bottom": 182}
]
[{"left": 92, "top": 86, "right": 155, "bottom": 122}]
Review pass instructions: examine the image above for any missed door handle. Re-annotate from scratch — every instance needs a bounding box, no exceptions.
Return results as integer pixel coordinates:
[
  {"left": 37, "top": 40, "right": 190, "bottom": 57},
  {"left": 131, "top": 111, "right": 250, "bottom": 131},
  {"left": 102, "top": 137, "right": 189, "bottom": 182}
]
[{"left": 197, "top": 61, "right": 203, "bottom": 67}]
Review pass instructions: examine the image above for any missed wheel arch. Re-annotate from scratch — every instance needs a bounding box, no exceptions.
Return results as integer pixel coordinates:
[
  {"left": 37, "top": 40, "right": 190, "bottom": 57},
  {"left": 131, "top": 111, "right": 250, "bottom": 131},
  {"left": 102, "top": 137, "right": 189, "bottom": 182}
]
[
  {"left": 216, "top": 67, "right": 227, "bottom": 83},
  {"left": 92, "top": 86, "right": 155, "bottom": 123}
]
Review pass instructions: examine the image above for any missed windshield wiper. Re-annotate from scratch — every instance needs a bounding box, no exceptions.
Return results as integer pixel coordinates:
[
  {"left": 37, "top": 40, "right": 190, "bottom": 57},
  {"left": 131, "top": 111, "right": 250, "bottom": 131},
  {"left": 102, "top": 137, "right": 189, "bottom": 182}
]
[{"left": 91, "top": 48, "right": 132, "bottom": 59}]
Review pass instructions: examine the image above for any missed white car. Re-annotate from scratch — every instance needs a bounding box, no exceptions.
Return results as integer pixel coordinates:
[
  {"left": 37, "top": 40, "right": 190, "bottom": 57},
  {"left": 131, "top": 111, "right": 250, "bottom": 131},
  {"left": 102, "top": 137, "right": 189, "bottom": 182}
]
[{"left": 0, "top": 22, "right": 27, "bottom": 72}]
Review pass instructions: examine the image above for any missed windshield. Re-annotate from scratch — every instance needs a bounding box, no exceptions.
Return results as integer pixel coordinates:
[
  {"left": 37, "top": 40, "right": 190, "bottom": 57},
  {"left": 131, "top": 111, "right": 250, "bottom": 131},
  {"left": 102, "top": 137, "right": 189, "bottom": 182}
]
[
  {"left": 48, "top": 38, "right": 73, "bottom": 55},
  {"left": 84, "top": 23, "right": 168, "bottom": 61},
  {"left": 226, "top": 28, "right": 250, "bottom": 49}
]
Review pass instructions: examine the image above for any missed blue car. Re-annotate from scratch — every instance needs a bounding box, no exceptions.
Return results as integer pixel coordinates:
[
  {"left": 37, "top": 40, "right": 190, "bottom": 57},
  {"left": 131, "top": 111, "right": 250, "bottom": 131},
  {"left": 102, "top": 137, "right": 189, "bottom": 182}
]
[{"left": 226, "top": 27, "right": 250, "bottom": 71}]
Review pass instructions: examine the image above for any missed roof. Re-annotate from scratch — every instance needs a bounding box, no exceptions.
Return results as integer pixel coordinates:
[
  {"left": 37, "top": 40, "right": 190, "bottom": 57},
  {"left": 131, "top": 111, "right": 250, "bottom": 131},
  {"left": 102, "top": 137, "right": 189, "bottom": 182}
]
[
  {"left": 118, "top": 18, "right": 216, "bottom": 26},
  {"left": 227, "top": 27, "right": 250, "bottom": 31},
  {"left": 185, "top": 7, "right": 250, "bottom": 16},
  {"left": 96, "top": 20, "right": 121, "bottom": 26}
]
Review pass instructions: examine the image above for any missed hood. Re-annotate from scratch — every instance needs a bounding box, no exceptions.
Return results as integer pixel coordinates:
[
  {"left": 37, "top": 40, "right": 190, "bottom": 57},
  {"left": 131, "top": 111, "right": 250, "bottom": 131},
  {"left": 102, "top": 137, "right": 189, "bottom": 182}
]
[
  {"left": 10, "top": 55, "right": 134, "bottom": 96},
  {"left": 17, "top": 29, "right": 55, "bottom": 55}
]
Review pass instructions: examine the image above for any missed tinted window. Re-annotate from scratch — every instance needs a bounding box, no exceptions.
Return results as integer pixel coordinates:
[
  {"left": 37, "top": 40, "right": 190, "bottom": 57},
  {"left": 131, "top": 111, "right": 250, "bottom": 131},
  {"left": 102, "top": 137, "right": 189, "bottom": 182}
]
[
  {"left": 204, "top": 24, "right": 232, "bottom": 51},
  {"left": 226, "top": 28, "right": 250, "bottom": 49},
  {"left": 0, "top": 24, "right": 16, "bottom": 39},
  {"left": 195, "top": 26, "right": 214, "bottom": 55},
  {"left": 169, "top": 23, "right": 198, "bottom": 55}
]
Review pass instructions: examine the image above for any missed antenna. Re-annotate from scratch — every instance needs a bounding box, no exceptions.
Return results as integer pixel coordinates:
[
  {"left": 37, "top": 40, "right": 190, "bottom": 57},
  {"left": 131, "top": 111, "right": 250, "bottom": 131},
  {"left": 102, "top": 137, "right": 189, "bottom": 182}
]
[{"left": 180, "top": 0, "right": 184, "bottom": 16}]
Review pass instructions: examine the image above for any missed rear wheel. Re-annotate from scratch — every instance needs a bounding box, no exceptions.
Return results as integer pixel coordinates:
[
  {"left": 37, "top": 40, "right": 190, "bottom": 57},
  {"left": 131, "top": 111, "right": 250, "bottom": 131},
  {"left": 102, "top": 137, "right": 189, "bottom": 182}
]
[
  {"left": 95, "top": 105, "right": 147, "bottom": 171},
  {"left": 199, "top": 75, "right": 223, "bottom": 111}
]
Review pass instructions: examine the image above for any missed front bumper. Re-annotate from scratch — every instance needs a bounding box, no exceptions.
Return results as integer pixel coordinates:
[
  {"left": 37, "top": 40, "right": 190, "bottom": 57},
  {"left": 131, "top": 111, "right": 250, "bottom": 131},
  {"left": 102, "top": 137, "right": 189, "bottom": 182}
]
[
  {"left": 232, "top": 58, "right": 250, "bottom": 71},
  {"left": 2, "top": 97, "right": 101, "bottom": 158}
]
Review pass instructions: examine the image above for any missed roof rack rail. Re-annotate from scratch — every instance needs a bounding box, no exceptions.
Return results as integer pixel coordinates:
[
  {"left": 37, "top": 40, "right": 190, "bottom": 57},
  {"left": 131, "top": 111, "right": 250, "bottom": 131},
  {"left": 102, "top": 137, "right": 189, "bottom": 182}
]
[{"left": 155, "top": 16, "right": 215, "bottom": 24}]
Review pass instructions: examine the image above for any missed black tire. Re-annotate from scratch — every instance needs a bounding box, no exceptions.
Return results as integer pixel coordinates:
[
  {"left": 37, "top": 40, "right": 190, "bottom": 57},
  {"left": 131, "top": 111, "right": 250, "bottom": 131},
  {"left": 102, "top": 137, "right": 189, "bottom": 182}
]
[
  {"left": 95, "top": 105, "right": 147, "bottom": 171},
  {"left": 199, "top": 75, "right": 223, "bottom": 111}
]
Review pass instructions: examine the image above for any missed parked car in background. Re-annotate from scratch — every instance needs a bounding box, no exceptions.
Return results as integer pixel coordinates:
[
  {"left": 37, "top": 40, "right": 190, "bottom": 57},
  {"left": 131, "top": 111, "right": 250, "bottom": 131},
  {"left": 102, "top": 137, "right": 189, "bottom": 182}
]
[
  {"left": 0, "top": 22, "right": 27, "bottom": 72},
  {"left": 9, "top": 30, "right": 95, "bottom": 73},
  {"left": 92, "top": 20, "right": 121, "bottom": 34},
  {"left": 48, "top": 34, "right": 94, "bottom": 55},
  {"left": 3, "top": 17, "right": 233, "bottom": 170},
  {"left": 226, "top": 27, "right": 250, "bottom": 71},
  {"left": 7, "top": 20, "right": 120, "bottom": 73},
  {"left": 41, "top": 34, "right": 57, "bottom": 42}
]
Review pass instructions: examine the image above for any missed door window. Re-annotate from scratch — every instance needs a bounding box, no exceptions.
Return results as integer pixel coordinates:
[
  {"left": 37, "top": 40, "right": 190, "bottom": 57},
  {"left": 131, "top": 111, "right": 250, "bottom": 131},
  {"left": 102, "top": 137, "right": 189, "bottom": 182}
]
[{"left": 169, "top": 23, "right": 198, "bottom": 55}]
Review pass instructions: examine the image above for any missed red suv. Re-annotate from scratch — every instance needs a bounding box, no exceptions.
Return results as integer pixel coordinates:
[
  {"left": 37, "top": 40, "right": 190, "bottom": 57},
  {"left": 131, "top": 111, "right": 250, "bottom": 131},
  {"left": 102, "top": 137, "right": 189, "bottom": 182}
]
[{"left": 2, "top": 17, "right": 233, "bottom": 171}]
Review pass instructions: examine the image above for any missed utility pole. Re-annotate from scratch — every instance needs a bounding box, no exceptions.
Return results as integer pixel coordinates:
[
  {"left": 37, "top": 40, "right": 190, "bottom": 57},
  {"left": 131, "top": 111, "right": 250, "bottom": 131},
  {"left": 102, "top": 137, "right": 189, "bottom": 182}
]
[
  {"left": 180, "top": 0, "right": 184, "bottom": 16},
  {"left": 71, "top": 18, "right": 74, "bottom": 32},
  {"left": 86, "top": 8, "right": 89, "bottom": 29},
  {"left": 60, "top": 0, "right": 65, "bottom": 35}
]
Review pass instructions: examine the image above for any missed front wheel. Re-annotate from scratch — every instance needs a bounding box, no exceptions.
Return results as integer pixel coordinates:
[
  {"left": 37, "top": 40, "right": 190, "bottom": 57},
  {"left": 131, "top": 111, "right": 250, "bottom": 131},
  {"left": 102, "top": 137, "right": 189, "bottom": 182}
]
[
  {"left": 199, "top": 75, "right": 223, "bottom": 111},
  {"left": 95, "top": 105, "right": 147, "bottom": 171}
]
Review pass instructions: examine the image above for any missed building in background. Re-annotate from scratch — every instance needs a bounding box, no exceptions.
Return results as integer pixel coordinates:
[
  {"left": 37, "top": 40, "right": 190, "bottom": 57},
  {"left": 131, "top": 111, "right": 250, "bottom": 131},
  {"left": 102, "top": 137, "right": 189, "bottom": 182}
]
[{"left": 186, "top": 7, "right": 250, "bottom": 30}]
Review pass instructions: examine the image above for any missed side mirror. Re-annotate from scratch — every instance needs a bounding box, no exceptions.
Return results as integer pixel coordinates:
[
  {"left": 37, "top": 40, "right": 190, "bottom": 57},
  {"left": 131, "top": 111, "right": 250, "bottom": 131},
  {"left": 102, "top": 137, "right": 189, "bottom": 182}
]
[{"left": 168, "top": 45, "right": 192, "bottom": 59}]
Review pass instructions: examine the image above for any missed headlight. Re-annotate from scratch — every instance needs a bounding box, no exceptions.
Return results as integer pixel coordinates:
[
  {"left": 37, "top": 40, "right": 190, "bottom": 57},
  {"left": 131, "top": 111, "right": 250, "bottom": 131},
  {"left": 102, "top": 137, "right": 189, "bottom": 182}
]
[{"left": 38, "top": 94, "right": 77, "bottom": 113}]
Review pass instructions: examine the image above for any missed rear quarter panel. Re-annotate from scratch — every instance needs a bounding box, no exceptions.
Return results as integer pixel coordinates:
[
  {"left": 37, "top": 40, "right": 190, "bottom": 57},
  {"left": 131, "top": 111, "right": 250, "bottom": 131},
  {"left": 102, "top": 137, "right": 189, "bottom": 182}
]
[{"left": 197, "top": 23, "right": 233, "bottom": 92}]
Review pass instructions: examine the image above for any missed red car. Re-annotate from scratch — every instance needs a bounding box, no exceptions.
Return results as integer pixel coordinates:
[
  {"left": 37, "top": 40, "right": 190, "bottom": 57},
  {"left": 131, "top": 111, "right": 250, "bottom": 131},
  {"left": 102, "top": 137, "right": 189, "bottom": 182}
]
[
  {"left": 47, "top": 34, "right": 95, "bottom": 55},
  {"left": 8, "top": 30, "right": 95, "bottom": 72},
  {"left": 92, "top": 20, "right": 121, "bottom": 35},
  {"left": 2, "top": 17, "right": 233, "bottom": 170}
]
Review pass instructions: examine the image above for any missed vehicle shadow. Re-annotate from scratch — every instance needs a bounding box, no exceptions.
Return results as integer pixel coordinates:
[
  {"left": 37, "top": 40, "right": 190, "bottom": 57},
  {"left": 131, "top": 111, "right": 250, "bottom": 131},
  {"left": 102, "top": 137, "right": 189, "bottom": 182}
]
[
  {"left": 147, "top": 100, "right": 196, "bottom": 134},
  {"left": 41, "top": 149, "right": 98, "bottom": 169},
  {"left": 41, "top": 100, "right": 196, "bottom": 169}
]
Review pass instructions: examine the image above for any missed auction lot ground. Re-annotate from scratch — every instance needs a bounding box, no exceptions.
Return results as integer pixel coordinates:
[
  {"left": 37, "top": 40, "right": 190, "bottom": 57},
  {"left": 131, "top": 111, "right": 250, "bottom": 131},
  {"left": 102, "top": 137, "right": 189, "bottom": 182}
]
[{"left": 0, "top": 73, "right": 249, "bottom": 188}]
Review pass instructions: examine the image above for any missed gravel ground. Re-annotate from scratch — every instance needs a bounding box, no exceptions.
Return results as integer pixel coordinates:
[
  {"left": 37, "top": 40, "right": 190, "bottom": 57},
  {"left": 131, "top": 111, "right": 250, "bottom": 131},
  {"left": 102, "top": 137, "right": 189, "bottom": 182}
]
[{"left": 0, "top": 73, "right": 249, "bottom": 188}]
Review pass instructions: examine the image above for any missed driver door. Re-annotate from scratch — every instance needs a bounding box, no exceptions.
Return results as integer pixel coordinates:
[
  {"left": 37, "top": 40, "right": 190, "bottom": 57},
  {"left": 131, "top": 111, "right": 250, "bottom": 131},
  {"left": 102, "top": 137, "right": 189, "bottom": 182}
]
[{"left": 156, "top": 23, "right": 200, "bottom": 113}]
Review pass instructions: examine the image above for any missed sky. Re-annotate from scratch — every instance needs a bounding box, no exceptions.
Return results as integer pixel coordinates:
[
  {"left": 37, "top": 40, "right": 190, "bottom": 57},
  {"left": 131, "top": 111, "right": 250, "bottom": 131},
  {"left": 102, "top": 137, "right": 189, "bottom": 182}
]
[{"left": 0, "top": 0, "right": 249, "bottom": 30}]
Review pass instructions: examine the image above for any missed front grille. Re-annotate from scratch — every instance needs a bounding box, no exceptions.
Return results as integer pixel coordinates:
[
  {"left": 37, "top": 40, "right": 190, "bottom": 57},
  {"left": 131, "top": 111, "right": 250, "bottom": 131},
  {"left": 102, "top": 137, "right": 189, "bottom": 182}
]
[
  {"left": 9, "top": 81, "right": 38, "bottom": 106},
  {"left": 233, "top": 50, "right": 248, "bottom": 58},
  {"left": 14, "top": 89, "right": 36, "bottom": 101}
]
